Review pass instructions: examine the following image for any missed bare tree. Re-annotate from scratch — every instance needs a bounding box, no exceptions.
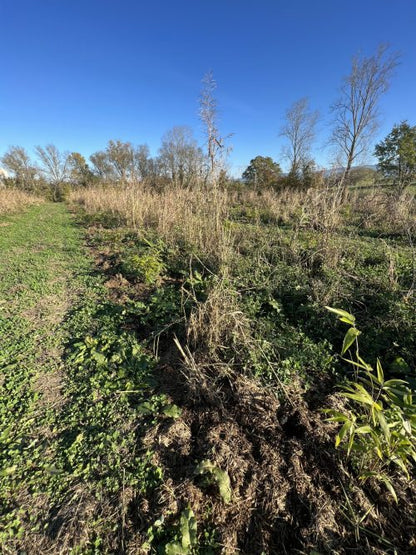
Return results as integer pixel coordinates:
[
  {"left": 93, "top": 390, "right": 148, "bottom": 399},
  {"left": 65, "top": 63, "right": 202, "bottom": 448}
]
[
  {"left": 90, "top": 141, "right": 155, "bottom": 184},
  {"left": 105, "top": 140, "right": 135, "bottom": 182},
  {"left": 35, "top": 144, "right": 69, "bottom": 183},
  {"left": 90, "top": 150, "right": 115, "bottom": 181},
  {"left": 199, "top": 71, "right": 231, "bottom": 183},
  {"left": 331, "top": 44, "right": 399, "bottom": 197},
  {"left": 1, "top": 146, "right": 38, "bottom": 190},
  {"left": 280, "top": 97, "right": 319, "bottom": 180},
  {"left": 134, "top": 144, "right": 152, "bottom": 181},
  {"left": 35, "top": 144, "right": 70, "bottom": 199},
  {"left": 159, "top": 126, "right": 206, "bottom": 187}
]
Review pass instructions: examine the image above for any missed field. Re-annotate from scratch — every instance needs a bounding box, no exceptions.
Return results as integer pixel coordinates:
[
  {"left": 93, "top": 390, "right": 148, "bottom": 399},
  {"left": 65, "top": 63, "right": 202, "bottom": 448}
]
[{"left": 0, "top": 184, "right": 415, "bottom": 553}]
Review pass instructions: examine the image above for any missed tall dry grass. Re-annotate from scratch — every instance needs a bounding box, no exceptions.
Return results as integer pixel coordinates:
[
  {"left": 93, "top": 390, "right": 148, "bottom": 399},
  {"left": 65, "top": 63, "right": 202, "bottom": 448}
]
[
  {"left": 0, "top": 188, "right": 43, "bottom": 216},
  {"left": 70, "top": 182, "right": 416, "bottom": 252},
  {"left": 71, "top": 184, "right": 236, "bottom": 267}
]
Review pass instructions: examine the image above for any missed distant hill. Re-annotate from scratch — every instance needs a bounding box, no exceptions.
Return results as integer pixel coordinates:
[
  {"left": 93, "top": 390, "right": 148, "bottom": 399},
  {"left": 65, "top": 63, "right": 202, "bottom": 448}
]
[{"left": 324, "top": 164, "right": 377, "bottom": 176}]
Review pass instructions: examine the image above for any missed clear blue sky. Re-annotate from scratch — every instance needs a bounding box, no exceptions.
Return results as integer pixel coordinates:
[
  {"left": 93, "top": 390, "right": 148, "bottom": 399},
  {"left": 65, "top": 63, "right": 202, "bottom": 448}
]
[{"left": 1, "top": 0, "right": 415, "bottom": 175}]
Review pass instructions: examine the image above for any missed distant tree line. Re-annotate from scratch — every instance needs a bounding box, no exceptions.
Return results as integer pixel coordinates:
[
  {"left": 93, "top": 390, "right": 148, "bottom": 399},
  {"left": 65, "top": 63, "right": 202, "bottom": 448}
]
[
  {"left": 0, "top": 128, "right": 212, "bottom": 198},
  {"left": 1, "top": 46, "right": 416, "bottom": 199},
  {"left": 0, "top": 72, "right": 229, "bottom": 198},
  {"left": 241, "top": 45, "right": 416, "bottom": 195}
]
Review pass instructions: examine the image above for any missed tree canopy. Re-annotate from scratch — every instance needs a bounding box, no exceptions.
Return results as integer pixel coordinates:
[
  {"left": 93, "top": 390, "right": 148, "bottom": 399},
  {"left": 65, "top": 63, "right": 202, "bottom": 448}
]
[
  {"left": 374, "top": 121, "right": 416, "bottom": 193},
  {"left": 0, "top": 146, "right": 38, "bottom": 190},
  {"left": 280, "top": 98, "right": 318, "bottom": 179},
  {"left": 242, "top": 156, "right": 282, "bottom": 189}
]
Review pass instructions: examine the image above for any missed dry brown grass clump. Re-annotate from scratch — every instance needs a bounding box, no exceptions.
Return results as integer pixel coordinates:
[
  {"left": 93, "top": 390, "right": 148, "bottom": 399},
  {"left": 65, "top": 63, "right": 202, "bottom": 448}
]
[
  {"left": 71, "top": 185, "right": 233, "bottom": 266},
  {"left": 350, "top": 188, "right": 416, "bottom": 233},
  {"left": 0, "top": 188, "right": 43, "bottom": 215}
]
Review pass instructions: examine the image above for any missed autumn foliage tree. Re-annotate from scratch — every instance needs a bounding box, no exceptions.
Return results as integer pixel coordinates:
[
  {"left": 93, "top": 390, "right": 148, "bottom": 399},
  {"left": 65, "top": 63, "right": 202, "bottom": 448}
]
[
  {"left": 68, "top": 152, "right": 96, "bottom": 187},
  {"left": 0, "top": 146, "right": 38, "bottom": 190}
]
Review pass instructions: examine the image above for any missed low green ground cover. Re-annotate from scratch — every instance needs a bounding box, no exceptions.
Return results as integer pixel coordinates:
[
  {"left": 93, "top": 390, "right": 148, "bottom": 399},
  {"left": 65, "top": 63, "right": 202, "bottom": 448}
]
[{"left": 0, "top": 205, "right": 179, "bottom": 552}]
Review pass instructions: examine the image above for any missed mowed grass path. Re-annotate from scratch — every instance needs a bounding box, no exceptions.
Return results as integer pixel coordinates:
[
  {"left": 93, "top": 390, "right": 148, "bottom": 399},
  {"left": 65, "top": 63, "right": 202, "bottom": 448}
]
[
  {"left": 0, "top": 204, "right": 96, "bottom": 549},
  {"left": 0, "top": 204, "right": 162, "bottom": 553},
  {"left": 0, "top": 203, "right": 88, "bottom": 401},
  {"left": 0, "top": 203, "right": 90, "bottom": 448}
]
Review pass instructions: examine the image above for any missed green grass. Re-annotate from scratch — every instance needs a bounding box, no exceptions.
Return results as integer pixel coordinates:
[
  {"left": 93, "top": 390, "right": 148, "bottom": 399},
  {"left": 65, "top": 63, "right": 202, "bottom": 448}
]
[{"left": 0, "top": 204, "right": 174, "bottom": 552}]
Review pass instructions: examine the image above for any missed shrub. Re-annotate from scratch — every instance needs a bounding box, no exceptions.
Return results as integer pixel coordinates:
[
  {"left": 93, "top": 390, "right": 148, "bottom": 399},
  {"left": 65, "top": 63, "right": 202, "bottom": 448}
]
[
  {"left": 325, "top": 307, "right": 416, "bottom": 501},
  {"left": 122, "top": 249, "right": 165, "bottom": 285}
]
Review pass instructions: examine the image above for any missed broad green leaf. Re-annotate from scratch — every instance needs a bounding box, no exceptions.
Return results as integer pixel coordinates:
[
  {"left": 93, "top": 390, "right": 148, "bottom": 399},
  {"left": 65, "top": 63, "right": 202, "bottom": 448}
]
[
  {"left": 342, "top": 358, "right": 370, "bottom": 371},
  {"left": 336, "top": 420, "right": 352, "bottom": 447},
  {"left": 343, "top": 392, "right": 375, "bottom": 407},
  {"left": 179, "top": 511, "right": 190, "bottom": 549},
  {"left": 341, "top": 327, "right": 361, "bottom": 355},
  {"left": 195, "top": 460, "right": 232, "bottom": 504},
  {"left": 376, "top": 359, "right": 384, "bottom": 383},
  {"left": 380, "top": 476, "right": 398, "bottom": 503},
  {"left": 347, "top": 428, "right": 356, "bottom": 456},
  {"left": 384, "top": 379, "right": 408, "bottom": 387},
  {"left": 391, "top": 457, "right": 409, "bottom": 476},
  {"left": 322, "top": 409, "right": 349, "bottom": 422},
  {"left": 325, "top": 306, "right": 356, "bottom": 325},
  {"left": 326, "top": 414, "right": 349, "bottom": 423},
  {"left": 375, "top": 411, "right": 390, "bottom": 442},
  {"left": 355, "top": 383, "right": 375, "bottom": 396},
  {"left": 357, "top": 354, "right": 373, "bottom": 372},
  {"left": 180, "top": 508, "right": 197, "bottom": 549},
  {"left": 164, "top": 509, "right": 197, "bottom": 554},
  {"left": 403, "top": 419, "right": 412, "bottom": 435},
  {"left": 213, "top": 468, "right": 232, "bottom": 504},
  {"left": 355, "top": 425, "right": 372, "bottom": 434}
]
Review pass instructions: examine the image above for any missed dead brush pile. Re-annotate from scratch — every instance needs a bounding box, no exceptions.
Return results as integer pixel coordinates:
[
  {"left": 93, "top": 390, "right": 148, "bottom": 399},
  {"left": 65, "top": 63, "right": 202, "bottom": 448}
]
[
  {"left": 141, "top": 364, "right": 416, "bottom": 553},
  {"left": 0, "top": 188, "right": 43, "bottom": 215}
]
